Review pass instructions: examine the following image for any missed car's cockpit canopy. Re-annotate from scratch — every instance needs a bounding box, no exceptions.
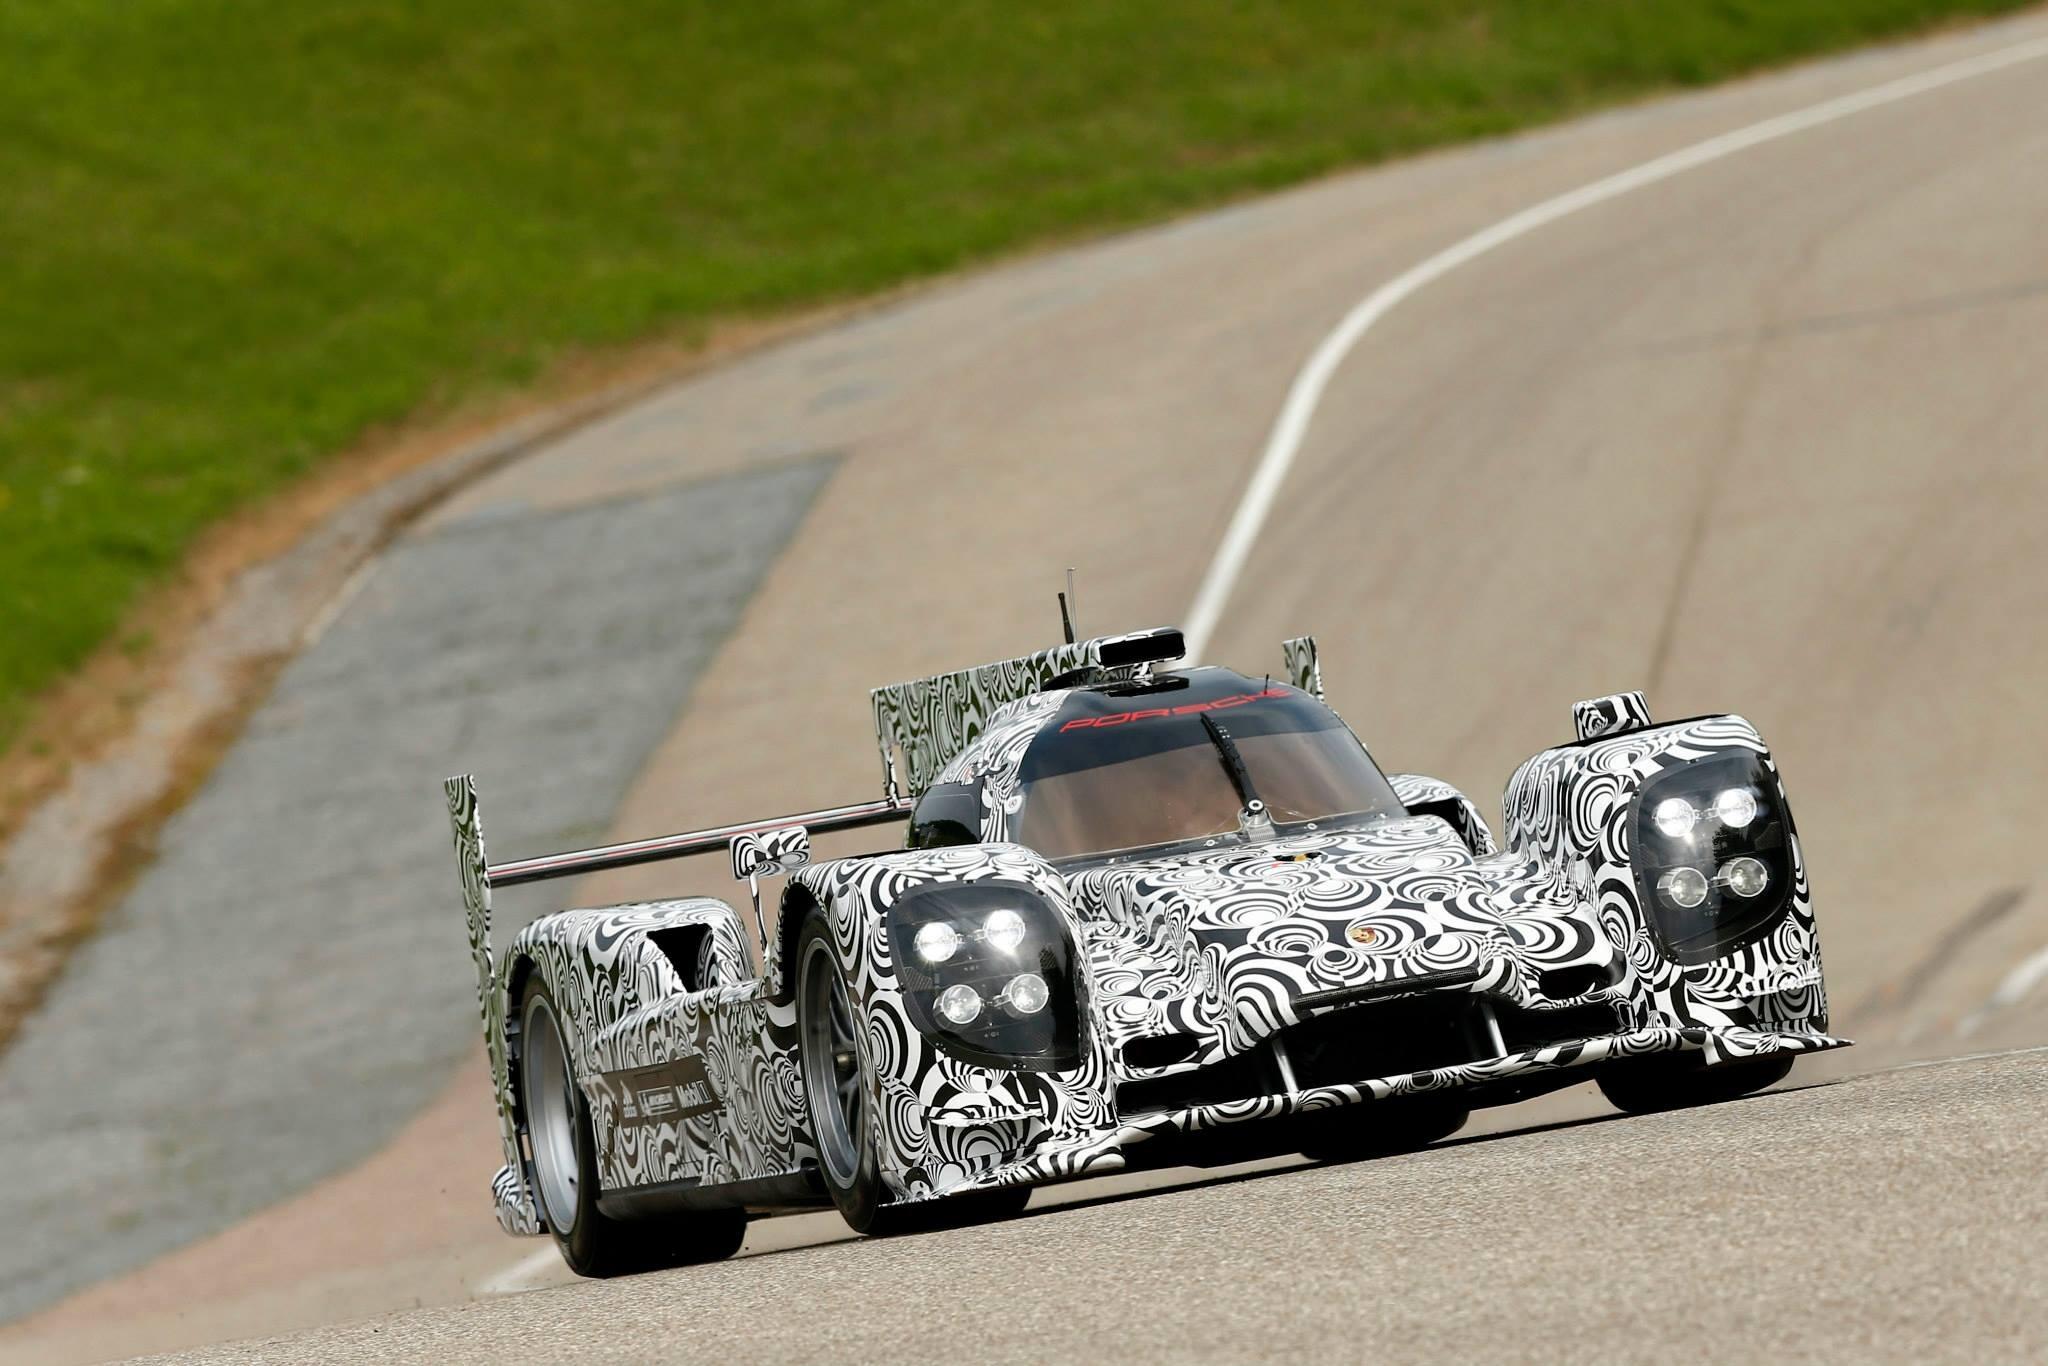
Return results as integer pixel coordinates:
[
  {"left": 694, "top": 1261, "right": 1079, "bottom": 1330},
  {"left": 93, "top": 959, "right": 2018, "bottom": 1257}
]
[{"left": 908, "top": 668, "right": 1405, "bottom": 861}]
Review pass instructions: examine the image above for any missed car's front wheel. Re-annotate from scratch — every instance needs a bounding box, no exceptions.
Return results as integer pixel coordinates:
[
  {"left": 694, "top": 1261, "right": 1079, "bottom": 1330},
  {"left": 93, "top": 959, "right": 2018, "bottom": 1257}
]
[
  {"left": 518, "top": 978, "right": 746, "bottom": 1276},
  {"left": 1596, "top": 1052, "right": 1794, "bottom": 1115},
  {"left": 794, "top": 908, "right": 1028, "bottom": 1235}
]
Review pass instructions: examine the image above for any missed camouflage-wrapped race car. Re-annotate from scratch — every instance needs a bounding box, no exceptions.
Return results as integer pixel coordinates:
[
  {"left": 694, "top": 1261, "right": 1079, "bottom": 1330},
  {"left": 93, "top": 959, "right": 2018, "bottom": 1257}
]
[{"left": 445, "top": 626, "right": 1844, "bottom": 1275}]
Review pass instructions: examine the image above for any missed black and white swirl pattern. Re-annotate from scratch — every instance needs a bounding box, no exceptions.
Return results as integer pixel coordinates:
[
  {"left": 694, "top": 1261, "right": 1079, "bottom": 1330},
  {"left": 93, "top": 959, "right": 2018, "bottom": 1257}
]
[{"left": 454, "top": 679, "right": 1841, "bottom": 1234}]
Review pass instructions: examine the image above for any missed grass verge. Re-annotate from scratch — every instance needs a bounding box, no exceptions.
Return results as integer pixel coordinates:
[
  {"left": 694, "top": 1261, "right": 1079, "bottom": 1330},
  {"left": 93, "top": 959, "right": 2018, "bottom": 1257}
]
[{"left": 0, "top": 0, "right": 2036, "bottom": 745}]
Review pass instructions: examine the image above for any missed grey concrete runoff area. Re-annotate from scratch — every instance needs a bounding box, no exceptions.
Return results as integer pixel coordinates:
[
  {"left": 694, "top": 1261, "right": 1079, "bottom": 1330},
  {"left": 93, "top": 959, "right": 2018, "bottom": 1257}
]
[
  {"left": 0, "top": 455, "right": 834, "bottom": 1321},
  {"left": 138, "top": 1048, "right": 2048, "bottom": 1364}
]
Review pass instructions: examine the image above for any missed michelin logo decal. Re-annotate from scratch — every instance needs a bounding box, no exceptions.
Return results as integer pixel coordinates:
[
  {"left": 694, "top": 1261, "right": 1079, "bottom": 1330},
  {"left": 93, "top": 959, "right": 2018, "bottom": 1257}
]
[{"left": 604, "top": 1055, "right": 725, "bottom": 1127}]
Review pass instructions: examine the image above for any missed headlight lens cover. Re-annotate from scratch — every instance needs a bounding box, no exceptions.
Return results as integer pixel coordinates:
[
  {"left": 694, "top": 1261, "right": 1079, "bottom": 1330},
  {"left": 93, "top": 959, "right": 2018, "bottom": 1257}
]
[
  {"left": 1631, "top": 752, "right": 1795, "bottom": 963},
  {"left": 914, "top": 920, "right": 962, "bottom": 964},
  {"left": 888, "top": 882, "right": 1085, "bottom": 1071}
]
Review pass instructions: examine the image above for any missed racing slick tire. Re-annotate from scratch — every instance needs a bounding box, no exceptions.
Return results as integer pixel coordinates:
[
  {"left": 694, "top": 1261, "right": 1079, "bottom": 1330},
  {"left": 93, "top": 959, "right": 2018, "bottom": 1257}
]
[
  {"left": 518, "top": 978, "right": 747, "bottom": 1277},
  {"left": 1295, "top": 1096, "right": 1470, "bottom": 1164},
  {"left": 795, "top": 908, "right": 1029, "bottom": 1236},
  {"left": 1596, "top": 1052, "right": 1795, "bottom": 1115}
]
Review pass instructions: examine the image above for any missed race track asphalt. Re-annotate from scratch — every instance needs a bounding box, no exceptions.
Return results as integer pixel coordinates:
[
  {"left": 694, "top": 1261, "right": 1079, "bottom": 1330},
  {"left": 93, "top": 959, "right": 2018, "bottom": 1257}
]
[
  {"left": 4, "top": 9, "right": 2048, "bottom": 1362},
  {"left": 140, "top": 1048, "right": 2048, "bottom": 1364}
]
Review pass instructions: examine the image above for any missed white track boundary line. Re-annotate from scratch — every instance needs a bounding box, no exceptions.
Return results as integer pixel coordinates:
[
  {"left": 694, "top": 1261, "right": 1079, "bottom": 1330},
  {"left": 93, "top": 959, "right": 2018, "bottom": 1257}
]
[
  {"left": 1864, "top": 1042, "right": 2048, "bottom": 1075},
  {"left": 297, "top": 556, "right": 378, "bottom": 650},
  {"left": 1180, "top": 30, "right": 2048, "bottom": 663},
  {"left": 1987, "top": 942, "right": 2048, "bottom": 1009},
  {"left": 1956, "top": 940, "right": 2048, "bottom": 1037}
]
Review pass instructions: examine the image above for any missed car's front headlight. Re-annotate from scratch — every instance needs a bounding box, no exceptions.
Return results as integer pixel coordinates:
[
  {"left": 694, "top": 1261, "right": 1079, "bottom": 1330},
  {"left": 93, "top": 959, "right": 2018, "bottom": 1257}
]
[
  {"left": 1631, "top": 752, "right": 1796, "bottom": 964},
  {"left": 888, "top": 883, "right": 1085, "bottom": 1071}
]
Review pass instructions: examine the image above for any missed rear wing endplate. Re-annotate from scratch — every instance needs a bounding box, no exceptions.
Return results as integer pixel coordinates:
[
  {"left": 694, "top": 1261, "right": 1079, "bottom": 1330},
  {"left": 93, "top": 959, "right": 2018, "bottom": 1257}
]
[{"left": 1282, "top": 635, "right": 1321, "bottom": 699}]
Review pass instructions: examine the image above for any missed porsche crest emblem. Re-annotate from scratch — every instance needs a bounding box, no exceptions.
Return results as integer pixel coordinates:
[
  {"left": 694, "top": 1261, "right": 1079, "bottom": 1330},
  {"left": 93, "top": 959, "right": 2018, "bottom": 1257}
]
[{"left": 1347, "top": 924, "right": 1381, "bottom": 947}]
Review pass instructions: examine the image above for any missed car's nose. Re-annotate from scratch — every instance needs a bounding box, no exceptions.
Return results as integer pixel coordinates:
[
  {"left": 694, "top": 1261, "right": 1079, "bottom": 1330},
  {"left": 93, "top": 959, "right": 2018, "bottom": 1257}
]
[{"left": 1207, "top": 925, "right": 1516, "bottom": 1041}]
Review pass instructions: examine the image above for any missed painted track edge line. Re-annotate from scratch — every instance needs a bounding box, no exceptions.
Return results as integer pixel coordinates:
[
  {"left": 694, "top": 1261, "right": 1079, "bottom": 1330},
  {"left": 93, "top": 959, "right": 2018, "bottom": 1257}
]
[
  {"left": 1858, "top": 1042, "right": 2048, "bottom": 1077},
  {"left": 1179, "top": 31, "right": 2048, "bottom": 662},
  {"left": 1956, "top": 940, "right": 2048, "bottom": 1037}
]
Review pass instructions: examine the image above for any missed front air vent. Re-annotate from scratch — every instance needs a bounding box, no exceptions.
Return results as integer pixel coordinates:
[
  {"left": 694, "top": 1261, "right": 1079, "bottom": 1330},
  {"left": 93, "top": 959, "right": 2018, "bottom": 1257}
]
[
  {"left": 1536, "top": 963, "right": 1619, "bottom": 1001},
  {"left": 1116, "top": 1044, "right": 1281, "bottom": 1118},
  {"left": 1296, "top": 966, "right": 1482, "bottom": 1013},
  {"left": 1282, "top": 994, "right": 1484, "bottom": 1085},
  {"left": 1492, "top": 999, "right": 1623, "bottom": 1051},
  {"left": 1122, "top": 1032, "right": 1203, "bottom": 1071}
]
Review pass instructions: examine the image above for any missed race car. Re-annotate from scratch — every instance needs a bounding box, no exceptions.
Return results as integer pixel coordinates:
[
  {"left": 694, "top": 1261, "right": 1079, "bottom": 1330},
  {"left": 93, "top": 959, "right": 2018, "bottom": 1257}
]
[{"left": 444, "top": 626, "right": 1846, "bottom": 1275}]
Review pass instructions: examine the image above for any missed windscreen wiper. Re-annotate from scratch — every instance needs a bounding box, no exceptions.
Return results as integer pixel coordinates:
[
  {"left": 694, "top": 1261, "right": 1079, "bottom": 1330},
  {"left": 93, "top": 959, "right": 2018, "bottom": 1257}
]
[{"left": 1201, "top": 715, "right": 1275, "bottom": 840}]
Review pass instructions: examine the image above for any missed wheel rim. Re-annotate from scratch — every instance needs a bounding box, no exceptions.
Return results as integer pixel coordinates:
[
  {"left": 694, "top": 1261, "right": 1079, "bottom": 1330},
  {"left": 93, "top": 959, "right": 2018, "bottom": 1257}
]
[
  {"left": 799, "top": 937, "right": 865, "bottom": 1187},
  {"left": 522, "top": 995, "right": 580, "bottom": 1233}
]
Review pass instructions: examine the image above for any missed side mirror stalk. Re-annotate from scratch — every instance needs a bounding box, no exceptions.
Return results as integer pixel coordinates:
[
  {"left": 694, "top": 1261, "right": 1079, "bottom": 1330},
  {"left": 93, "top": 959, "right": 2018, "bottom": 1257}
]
[{"left": 727, "top": 826, "right": 814, "bottom": 953}]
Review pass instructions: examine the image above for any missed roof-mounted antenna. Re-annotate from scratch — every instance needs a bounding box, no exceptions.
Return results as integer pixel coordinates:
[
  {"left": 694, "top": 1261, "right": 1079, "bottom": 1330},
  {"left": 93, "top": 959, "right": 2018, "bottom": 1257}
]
[{"left": 1058, "top": 567, "right": 1078, "bottom": 645}]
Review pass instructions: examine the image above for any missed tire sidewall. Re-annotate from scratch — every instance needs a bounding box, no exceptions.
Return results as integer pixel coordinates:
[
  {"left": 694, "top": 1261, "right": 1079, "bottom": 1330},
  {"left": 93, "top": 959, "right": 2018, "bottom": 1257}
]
[
  {"left": 517, "top": 977, "right": 748, "bottom": 1276},
  {"left": 796, "top": 911, "right": 890, "bottom": 1232},
  {"left": 518, "top": 978, "right": 610, "bottom": 1271}
]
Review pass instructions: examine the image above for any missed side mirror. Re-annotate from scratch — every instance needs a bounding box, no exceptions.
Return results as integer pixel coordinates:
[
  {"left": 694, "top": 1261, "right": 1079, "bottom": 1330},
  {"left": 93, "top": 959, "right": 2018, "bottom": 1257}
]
[
  {"left": 728, "top": 826, "right": 811, "bottom": 953},
  {"left": 728, "top": 825, "right": 811, "bottom": 883},
  {"left": 1573, "top": 689, "right": 1651, "bottom": 742}
]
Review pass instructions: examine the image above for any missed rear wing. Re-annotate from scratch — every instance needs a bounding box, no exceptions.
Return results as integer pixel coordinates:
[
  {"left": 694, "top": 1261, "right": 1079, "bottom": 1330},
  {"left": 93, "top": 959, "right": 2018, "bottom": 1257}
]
[
  {"left": 446, "top": 767, "right": 906, "bottom": 951},
  {"left": 445, "top": 775, "right": 905, "bottom": 1002},
  {"left": 479, "top": 795, "right": 909, "bottom": 888},
  {"left": 445, "top": 774, "right": 907, "bottom": 983}
]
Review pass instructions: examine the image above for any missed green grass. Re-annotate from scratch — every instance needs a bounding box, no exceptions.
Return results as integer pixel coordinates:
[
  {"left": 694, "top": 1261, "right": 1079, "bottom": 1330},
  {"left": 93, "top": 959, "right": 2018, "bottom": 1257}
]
[{"left": 0, "top": 0, "right": 2033, "bottom": 740}]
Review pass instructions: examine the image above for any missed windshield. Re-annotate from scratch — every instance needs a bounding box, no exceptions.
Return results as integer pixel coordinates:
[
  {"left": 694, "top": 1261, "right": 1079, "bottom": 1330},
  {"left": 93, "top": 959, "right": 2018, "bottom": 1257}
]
[{"left": 1011, "top": 672, "right": 1403, "bottom": 860}]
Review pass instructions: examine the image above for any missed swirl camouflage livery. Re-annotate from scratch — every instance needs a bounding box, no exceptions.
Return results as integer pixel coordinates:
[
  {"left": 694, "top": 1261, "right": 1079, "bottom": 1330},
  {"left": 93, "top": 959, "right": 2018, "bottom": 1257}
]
[{"left": 445, "top": 626, "right": 1846, "bottom": 1273}]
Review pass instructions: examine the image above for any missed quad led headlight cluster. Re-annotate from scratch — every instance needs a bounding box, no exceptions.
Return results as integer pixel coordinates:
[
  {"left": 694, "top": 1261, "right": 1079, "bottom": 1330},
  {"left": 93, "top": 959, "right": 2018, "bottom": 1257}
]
[
  {"left": 1631, "top": 752, "right": 1795, "bottom": 964},
  {"left": 888, "top": 883, "right": 1083, "bottom": 1071}
]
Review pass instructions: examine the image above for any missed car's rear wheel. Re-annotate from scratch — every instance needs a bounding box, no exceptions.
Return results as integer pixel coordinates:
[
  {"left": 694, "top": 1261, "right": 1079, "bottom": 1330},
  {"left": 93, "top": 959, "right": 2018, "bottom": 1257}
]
[
  {"left": 1597, "top": 1052, "right": 1794, "bottom": 1115},
  {"left": 1296, "top": 1096, "right": 1470, "bottom": 1164},
  {"left": 795, "top": 909, "right": 1028, "bottom": 1235},
  {"left": 518, "top": 978, "right": 746, "bottom": 1276}
]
